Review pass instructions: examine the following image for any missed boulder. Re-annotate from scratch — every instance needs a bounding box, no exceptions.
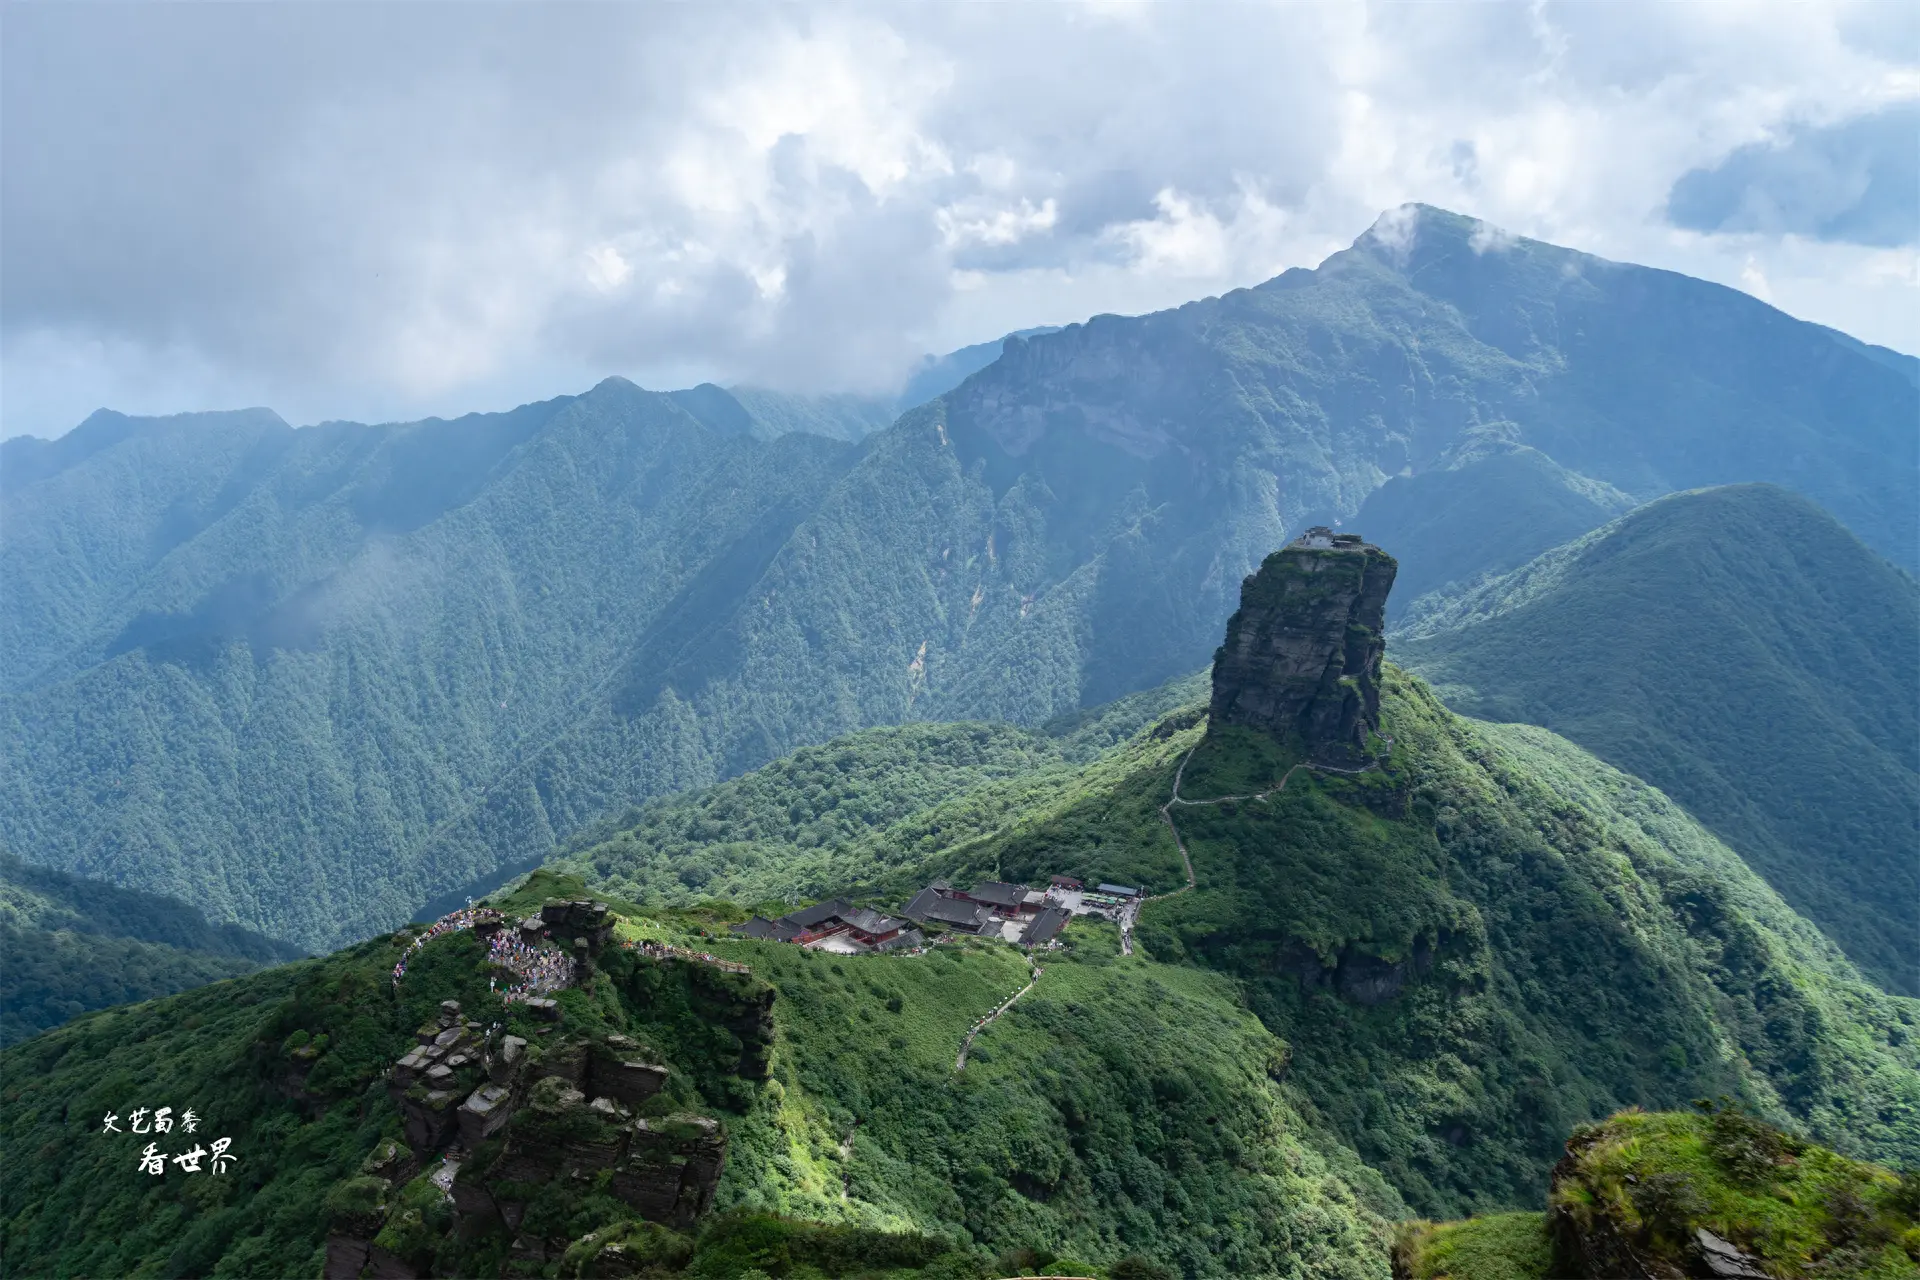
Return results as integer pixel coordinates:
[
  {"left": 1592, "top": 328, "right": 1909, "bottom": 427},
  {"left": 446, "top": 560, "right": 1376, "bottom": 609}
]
[
  {"left": 401, "top": 1089, "right": 460, "bottom": 1154},
  {"left": 490, "top": 1035, "right": 528, "bottom": 1086},
  {"left": 592, "top": 1054, "right": 669, "bottom": 1107},
  {"left": 1694, "top": 1229, "right": 1768, "bottom": 1280},
  {"left": 389, "top": 1049, "right": 428, "bottom": 1089},
  {"left": 322, "top": 1235, "right": 371, "bottom": 1280},
  {"left": 449, "top": 1177, "right": 499, "bottom": 1221},
  {"left": 458, "top": 1084, "right": 515, "bottom": 1144},
  {"left": 365, "top": 1245, "right": 419, "bottom": 1280}
]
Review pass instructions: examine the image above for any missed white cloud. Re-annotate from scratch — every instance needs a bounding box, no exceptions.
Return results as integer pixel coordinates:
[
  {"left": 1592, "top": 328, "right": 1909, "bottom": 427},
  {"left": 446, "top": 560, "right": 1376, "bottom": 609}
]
[
  {"left": 2, "top": 0, "right": 1915, "bottom": 438},
  {"left": 1470, "top": 219, "right": 1520, "bottom": 255}
]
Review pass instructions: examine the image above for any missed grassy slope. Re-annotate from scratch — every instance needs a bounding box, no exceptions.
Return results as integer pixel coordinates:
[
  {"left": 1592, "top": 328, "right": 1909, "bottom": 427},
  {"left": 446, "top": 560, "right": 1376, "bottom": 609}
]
[
  {"left": 551, "top": 672, "right": 1209, "bottom": 910},
  {"left": 1392, "top": 483, "right": 1920, "bottom": 995},
  {"left": 1398, "top": 1108, "right": 1920, "bottom": 1279},
  {"left": 0, "top": 869, "right": 1391, "bottom": 1280},
  {"left": 563, "top": 672, "right": 1920, "bottom": 1222},
  {"left": 700, "top": 921, "right": 1393, "bottom": 1279}
]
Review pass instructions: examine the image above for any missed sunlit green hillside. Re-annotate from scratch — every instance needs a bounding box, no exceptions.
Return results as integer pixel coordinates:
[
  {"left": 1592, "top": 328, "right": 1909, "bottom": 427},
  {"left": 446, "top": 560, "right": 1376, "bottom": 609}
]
[
  {"left": 564, "top": 672, "right": 1920, "bottom": 1219},
  {"left": 1393, "top": 483, "right": 1920, "bottom": 995}
]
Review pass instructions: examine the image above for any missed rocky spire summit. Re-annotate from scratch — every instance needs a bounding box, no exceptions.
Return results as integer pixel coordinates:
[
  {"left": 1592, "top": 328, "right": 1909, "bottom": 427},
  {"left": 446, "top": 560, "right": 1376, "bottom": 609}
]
[{"left": 1208, "top": 529, "right": 1397, "bottom": 766}]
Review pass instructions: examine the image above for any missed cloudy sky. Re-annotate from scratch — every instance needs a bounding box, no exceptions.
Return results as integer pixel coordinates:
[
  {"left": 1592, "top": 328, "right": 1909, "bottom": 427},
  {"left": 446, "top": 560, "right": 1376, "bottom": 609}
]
[{"left": 3, "top": 1, "right": 1916, "bottom": 438}]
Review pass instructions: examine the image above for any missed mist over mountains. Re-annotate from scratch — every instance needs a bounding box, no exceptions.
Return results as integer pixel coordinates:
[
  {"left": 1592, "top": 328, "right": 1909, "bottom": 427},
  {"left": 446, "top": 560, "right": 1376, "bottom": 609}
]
[{"left": 3, "top": 206, "right": 1913, "bottom": 955}]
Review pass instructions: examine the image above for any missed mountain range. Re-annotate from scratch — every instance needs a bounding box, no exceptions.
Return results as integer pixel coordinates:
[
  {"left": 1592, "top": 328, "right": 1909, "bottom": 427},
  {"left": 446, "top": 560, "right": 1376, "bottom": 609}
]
[
  {"left": 2, "top": 538, "right": 1912, "bottom": 1278},
  {"left": 5, "top": 205, "right": 1912, "bottom": 958},
  {"left": 0, "top": 853, "right": 303, "bottom": 1046},
  {"left": 1392, "top": 482, "right": 1918, "bottom": 996}
]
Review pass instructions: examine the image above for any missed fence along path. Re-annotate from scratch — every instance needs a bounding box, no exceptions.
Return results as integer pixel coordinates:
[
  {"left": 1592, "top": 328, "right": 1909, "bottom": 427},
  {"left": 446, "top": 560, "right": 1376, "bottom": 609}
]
[{"left": 954, "top": 961, "right": 1043, "bottom": 1071}]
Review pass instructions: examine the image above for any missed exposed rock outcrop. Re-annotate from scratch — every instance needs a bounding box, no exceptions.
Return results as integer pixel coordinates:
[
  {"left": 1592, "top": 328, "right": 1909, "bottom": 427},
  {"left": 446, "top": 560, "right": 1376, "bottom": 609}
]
[
  {"left": 1209, "top": 528, "right": 1397, "bottom": 766},
  {"left": 612, "top": 1115, "right": 728, "bottom": 1229},
  {"left": 542, "top": 899, "right": 617, "bottom": 949}
]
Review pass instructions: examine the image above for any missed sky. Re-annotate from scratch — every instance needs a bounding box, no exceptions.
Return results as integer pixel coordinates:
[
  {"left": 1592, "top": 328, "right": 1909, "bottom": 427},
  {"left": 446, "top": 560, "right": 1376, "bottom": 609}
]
[{"left": 3, "top": 1, "right": 1916, "bottom": 439}]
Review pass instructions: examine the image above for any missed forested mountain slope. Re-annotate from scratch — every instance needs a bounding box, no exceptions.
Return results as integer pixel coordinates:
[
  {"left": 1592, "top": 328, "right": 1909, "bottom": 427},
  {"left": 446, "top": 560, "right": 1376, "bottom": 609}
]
[
  {"left": 0, "top": 854, "right": 303, "bottom": 1045},
  {"left": 4, "top": 206, "right": 1913, "bottom": 952},
  {"left": 1392, "top": 484, "right": 1920, "bottom": 996},
  {"left": 561, "top": 671, "right": 1920, "bottom": 1220},
  {"left": 0, "top": 870, "right": 1397, "bottom": 1280},
  {"left": 1341, "top": 445, "right": 1637, "bottom": 615}
]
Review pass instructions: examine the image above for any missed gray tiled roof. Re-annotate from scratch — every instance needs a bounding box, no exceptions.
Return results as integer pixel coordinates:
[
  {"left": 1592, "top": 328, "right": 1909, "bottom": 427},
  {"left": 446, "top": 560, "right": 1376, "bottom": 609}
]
[
  {"left": 965, "top": 881, "right": 1028, "bottom": 908},
  {"left": 1019, "top": 907, "right": 1069, "bottom": 947},
  {"left": 782, "top": 898, "right": 853, "bottom": 930},
  {"left": 842, "top": 907, "right": 904, "bottom": 935},
  {"left": 905, "top": 888, "right": 991, "bottom": 930}
]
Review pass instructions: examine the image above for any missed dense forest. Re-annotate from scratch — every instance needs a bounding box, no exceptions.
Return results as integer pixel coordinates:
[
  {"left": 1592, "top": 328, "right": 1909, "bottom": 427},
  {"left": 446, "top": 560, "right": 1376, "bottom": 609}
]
[
  {"left": 5, "top": 207, "right": 1914, "bottom": 954},
  {"left": 0, "top": 854, "right": 303, "bottom": 1046},
  {"left": 1392, "top": 483, "right": 1920, "bottom": 995}
]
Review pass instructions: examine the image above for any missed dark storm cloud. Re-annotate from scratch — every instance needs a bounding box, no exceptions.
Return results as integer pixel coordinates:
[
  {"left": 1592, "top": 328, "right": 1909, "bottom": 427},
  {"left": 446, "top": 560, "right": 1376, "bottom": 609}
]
[{"left": 1667, "top": 104, "right": 1920, "bottom": 247}]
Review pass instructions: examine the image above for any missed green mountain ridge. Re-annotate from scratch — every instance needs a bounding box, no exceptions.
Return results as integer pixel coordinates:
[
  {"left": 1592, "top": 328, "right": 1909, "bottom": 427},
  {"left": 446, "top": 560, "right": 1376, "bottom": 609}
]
[
  {"left": 4, "top": 206, "right": 1914, "bottom": 953},
  {"left": 559, "top": 668, "right": 1920, "bottom": 1216},
  {"left": 0, "top": 854, "right": 305, "bottom": 1047},
  {"left": 1391, "top": 483, "right": 1920, "bottom": 996},
  {"left": 1335, "top": 445, "right": 1636, "bottom": 616},
  {"left": 5, "top": 663, "right": 1912, "bottom": 1277}
]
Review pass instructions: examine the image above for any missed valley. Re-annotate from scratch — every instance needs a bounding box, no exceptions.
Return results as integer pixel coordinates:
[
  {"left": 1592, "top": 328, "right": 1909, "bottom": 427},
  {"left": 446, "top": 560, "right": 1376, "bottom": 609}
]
[
  {"left": 2, "top": 209, "right": 1917, "bottom": 1280},
  {"left": 5, "top": 208, "right": 1915, "bottom": 957}
]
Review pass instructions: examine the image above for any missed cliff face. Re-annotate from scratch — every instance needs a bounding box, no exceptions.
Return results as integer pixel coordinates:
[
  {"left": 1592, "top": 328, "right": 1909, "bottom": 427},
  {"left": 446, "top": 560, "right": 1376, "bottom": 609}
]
[{"left": 1208, "top": 533, "right": 1397, "bottom": 765}]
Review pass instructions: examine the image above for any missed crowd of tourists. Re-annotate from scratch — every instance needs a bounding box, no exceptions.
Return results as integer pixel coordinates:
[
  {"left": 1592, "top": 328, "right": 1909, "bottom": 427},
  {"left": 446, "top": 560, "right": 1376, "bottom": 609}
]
[
  {"left": 390, "top": 905, "right": 752, "bottom": 1001},
  {"left": 621, "top": 937, "right": 751, "bottom": 975},
  {"left": 488, "top": 929, "right": 577, "bottom": 1004},
  {"left": 389, "top": 906, "right": 488, "bottom": 987}
]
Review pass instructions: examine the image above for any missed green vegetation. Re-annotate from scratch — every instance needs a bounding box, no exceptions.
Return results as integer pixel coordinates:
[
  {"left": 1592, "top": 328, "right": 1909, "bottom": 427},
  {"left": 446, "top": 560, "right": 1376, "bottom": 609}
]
[
  {"left": 6, "top": 207, "right": 1912, "bottom": 957},
  {"left": 705, "top": 922, "right": 1393, "bottom": 1278},
  {"left": 668, "top": 383, "right": 897, "bottom": 443},
  {"left": 553, "top": 678, "right": 1207, "bottom": 910},
  {"left": 0, "top": 854, "right": 303, "bottom": 1045},
  {"left": 1550, "top": 1105, "right": 1920, "bottom": 1277},
  {"left": 1392, "top": 1212, "right": 1553, "bottom": 1280},
  {"left": 1397, "top": 1106, "right": 1920, "bottom": 1279},
  {"left": 562, "top": 670, "right": 1919, "bottom": 1222},
  {"left": 1547, "top": 1105, "right": 1918, "bottom": 1278},
  {"left": 0, "top": 868, "right": 1394, "bottom": 1278},
  {"left": 1393, "top": 483, "right": 1920, "bottom": 995},
  {"left": 1344, "top": 444, "right": 1634, "bottom": 618}
]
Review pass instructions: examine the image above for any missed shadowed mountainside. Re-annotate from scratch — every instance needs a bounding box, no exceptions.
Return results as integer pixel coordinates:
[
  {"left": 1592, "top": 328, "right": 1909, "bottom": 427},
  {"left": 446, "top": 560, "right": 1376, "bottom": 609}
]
[
  {"left": 1392, "top": 484, "right": 1920, "bottom": 996},
  {"left": 4, "top": 206, "right": 1912, "bottom": 950}
]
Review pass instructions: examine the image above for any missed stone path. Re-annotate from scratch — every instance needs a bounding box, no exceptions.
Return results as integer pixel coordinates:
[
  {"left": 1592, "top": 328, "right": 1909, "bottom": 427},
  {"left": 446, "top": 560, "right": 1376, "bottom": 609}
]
[{"left": 954, "top": 962, "right": 1043, "bottom": 1071}]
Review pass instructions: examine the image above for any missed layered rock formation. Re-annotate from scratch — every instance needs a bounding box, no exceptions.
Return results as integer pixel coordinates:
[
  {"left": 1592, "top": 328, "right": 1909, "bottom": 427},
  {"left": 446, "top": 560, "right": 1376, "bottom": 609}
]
[
  {"left": 1209, "top": 528, "right": 1397, "bottom": 766},
  {"left": 323, "top": 899, "right": 772, "bottom": 1278}
]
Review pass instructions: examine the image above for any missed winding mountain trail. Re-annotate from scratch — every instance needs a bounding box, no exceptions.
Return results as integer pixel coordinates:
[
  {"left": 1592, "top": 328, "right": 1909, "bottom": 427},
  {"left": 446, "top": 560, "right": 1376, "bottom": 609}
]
[
  {"left": 954, "top": 961, "right": 1043, "bottom": 1071},
  {"left": 1120, "top": 737, "right": 1390, "bottom": 955}
]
